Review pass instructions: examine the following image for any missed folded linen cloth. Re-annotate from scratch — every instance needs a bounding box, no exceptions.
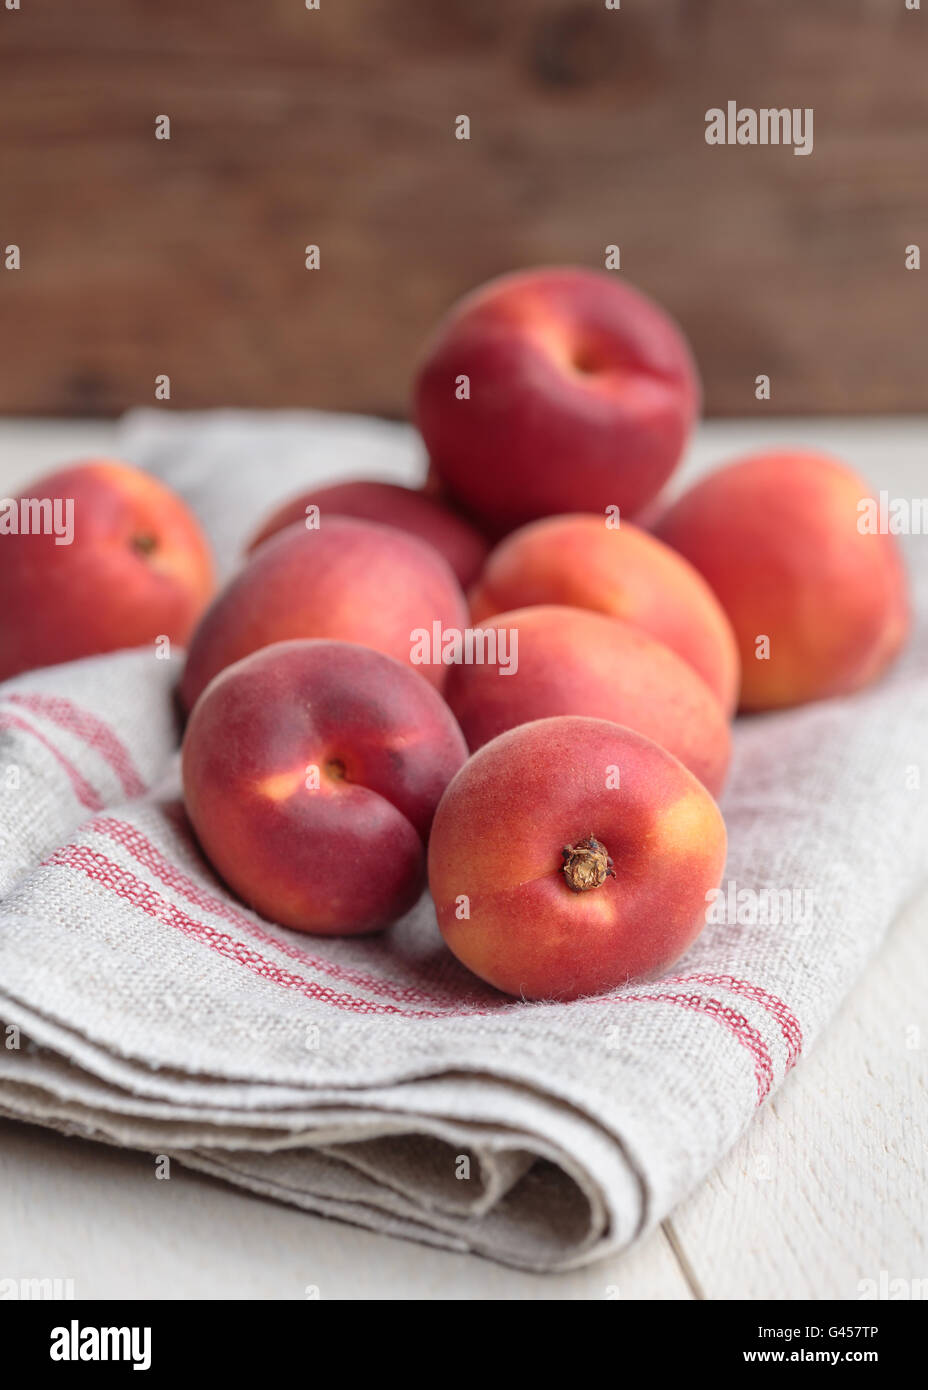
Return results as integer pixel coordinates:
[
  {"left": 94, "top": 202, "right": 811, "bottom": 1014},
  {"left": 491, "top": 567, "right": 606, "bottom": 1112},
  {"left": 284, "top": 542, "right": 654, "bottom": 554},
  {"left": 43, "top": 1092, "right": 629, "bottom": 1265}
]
[{"left": 0, "top": 408, "right": 925, "bottom": 1271}]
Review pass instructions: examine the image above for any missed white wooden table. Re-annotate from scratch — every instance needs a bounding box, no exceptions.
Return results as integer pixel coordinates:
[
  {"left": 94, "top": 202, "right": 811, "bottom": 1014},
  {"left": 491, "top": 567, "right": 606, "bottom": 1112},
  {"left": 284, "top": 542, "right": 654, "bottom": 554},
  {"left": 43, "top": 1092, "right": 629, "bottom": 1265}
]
[{"left": 1, "top": 416, "right": 925, "bottom": 1301}]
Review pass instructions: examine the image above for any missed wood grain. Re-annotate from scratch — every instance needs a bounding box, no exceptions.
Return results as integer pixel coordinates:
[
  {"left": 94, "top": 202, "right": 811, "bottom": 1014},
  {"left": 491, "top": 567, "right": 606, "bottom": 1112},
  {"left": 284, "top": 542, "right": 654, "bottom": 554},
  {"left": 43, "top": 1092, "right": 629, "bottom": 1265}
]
[
  {"left": 670, "top": 884, "right": 928, "bottom": 1301},
  {"left": 0, "top": 1122, "right": 691, "bottom": 1300},
  {"left": 0, "top": 1, "right": 926, "bottom": 417}
]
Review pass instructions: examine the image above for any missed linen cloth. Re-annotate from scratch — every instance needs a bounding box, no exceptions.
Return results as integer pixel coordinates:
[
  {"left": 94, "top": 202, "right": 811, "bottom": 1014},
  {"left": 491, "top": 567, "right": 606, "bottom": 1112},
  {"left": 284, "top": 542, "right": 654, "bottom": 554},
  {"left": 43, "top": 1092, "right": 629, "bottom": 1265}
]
[{"left": 0, "top": 408, "right": 925, "bottom": 1271}]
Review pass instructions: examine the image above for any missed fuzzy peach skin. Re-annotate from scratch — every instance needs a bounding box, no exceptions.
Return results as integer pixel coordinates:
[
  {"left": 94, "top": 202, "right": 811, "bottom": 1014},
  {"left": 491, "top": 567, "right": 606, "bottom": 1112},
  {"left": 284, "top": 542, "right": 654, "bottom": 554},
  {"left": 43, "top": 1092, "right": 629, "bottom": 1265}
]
[
  {"left": 414, "top": 267, "right": 700, "bottom": 534},
  {"left": 0, "top": 459, "right": 213, "bottom": 681},
  {"left": 248, "top": 479, "right": 489, "bottom": 589},
  {"left": 469, "top": 514, "right": 739, "bottom": 713},
  {"left": 654, "top": 450, "right": 910, "bottom": 711},
  {"left": 180, "top": 516, "right": 468, "bottom": 710},
  {"left": 182, "top": 640, "right": 468, "bottom": 934},
  {"left": 428, "top": 716, "right": 727, "bottom": 1001},
  {"left": 444, "top": 606, "right": 731, "bottom": 795}
]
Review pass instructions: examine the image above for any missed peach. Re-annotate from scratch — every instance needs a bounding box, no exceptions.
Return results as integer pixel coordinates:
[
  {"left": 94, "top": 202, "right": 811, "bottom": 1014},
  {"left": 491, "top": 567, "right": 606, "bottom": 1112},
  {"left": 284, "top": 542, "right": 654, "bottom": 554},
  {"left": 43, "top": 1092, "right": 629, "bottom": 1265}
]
[
  {"left": 654, "top": 450, "right": 910, "bottom": 710},
  {"left": 444, "top": 606, "right": 731, "bottom": 795},
  {"left": 180, "top": 516, "right": 468, "bottom": 710},
  {"left": 414, "top": 267, "right": 700, "bottom": 534},
  {"left": 428, "top": 716, "right": 727, "bottom": 1001},
  {"left": 0, "top": 459, "right": 213, "bottom": 681},
  {"left": 469, "top": 514, "right": 739, "bottom": 713},
  {"left": 248, "top": 479, "right": 489, "bottom": 589},
  {"left": 182, "top": 640, "right": 468, "bottom": 934}
]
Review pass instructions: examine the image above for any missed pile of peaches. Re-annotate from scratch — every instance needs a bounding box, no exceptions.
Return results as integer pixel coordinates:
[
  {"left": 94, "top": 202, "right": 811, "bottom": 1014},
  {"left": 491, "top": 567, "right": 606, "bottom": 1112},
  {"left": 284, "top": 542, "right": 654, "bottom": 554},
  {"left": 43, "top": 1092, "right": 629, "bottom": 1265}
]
[{"left": 0, "top": 269, "right": 909, "bottom": 1001}]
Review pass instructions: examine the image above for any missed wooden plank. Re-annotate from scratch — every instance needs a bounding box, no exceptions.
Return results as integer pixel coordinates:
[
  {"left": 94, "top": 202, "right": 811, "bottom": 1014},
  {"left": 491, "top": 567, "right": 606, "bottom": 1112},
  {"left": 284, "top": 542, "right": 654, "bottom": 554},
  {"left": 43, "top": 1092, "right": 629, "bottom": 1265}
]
[
  {"left": 669, "top": 883, "right": 928, "bottom": 1301},
  {"left": 0, "top": 1, "right": 926, "bottom": 417},
  {"left": 0, "top": 1119, "right": 691, "bottom": 1299}
]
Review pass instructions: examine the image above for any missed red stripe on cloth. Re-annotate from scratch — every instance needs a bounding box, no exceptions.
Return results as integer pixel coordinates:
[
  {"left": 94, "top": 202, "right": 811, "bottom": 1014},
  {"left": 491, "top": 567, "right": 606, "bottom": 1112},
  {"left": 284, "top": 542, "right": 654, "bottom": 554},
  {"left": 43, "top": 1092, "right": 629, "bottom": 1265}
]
[
  {"left": 88, "top": 819, "right": 793, "bottom": 1096},
  {"left": 611, "top": 990, "right": 775, "bottom": 1105},
  {"left": 13, "top": 704, "right": 789, "bottom": 1096},
  {"left": 0, "top": 712, "right": 104, "bottom": 811},
  {"left": 48, "top": 842, "right": 478, "bottom": 1019},
  {"left": 6, "top": 693, "right": 147, "bottom": 798},
  {"left": 661, "top": 972, "right": 803, "bottom": 1070},
  {"left": 90, "top": 815, "right": 483, "bottom": 1009},
  {"left": 45, "top": 840, "right": 778, "bottom": 1099}
]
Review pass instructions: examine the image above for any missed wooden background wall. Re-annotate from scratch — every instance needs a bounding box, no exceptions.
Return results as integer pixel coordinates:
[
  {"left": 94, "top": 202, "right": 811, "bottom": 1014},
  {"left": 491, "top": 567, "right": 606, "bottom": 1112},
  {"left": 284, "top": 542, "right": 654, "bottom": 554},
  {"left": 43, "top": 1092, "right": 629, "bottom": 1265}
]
[{"left": 0, "top": 0, "right": 925, "bottom": 418}]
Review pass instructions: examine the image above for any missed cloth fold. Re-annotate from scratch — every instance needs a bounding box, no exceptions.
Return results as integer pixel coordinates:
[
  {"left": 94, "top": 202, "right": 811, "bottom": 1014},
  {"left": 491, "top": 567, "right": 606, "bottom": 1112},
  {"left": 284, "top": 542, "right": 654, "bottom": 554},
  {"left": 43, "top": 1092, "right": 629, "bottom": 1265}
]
[{"left": 0, "top": 409, "right": 925, "bottom": 1270}]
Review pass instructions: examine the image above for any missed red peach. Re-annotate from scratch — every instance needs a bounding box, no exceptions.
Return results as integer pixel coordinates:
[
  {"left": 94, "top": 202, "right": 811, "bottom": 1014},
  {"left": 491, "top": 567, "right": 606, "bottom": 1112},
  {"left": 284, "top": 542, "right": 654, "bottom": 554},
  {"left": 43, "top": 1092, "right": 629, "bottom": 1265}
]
[
  {"left": 414, "top": 267, "right": 700, "bottom": 533},
  {"left": 428, "top": 716, "right": 727, "bottom": 1001},
  {"left": 444, "top": 606, "right": 731, "bottom": 795},
  {"left": 182, "top": 640, "right": 468, "bottom": 934},
  {"left": 248, "top": 479, "right": 489, "bottom": 590},
  {"left": 180, "top": 516, "right": 468, "bottom": 710},
  {"left": 0, "top": 459, "right": 213, "bottom": 681},
  {"left": 654, "top": 450, "right": 910, "bottom": 710},
  {"left": 469, "top": 514, "right": 739, "bottom": 714}
]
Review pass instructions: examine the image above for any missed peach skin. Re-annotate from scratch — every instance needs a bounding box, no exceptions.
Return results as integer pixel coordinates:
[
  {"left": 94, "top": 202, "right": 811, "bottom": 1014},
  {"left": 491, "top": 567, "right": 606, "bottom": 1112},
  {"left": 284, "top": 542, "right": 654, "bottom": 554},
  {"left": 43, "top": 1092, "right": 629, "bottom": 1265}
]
[
  {"left": 180, "top": 516, "right": 468, "bottom": 709},
  {"left": 248, "top": 479, "right": 489, "bottom": 590},
  {"left": 444, "top": 606, "right": 731, "bottom": 795},
  {"left": 428, "top": 715, "right": 727, "bottom": 1001},
  {"left": 469, "top": 514, "right": 739, "bottom": 713},
  {"left": 182, "top": 640, "right": 468, "bottom": 934},
  {"left": 0, "top": 459, "right": 213, "bottom": 681},
  {"left": 414, "top": 266, "right": 700, "bottom": 533},
  {"left": 654, "top": 450, "right": 910, "bottom": 710}
]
